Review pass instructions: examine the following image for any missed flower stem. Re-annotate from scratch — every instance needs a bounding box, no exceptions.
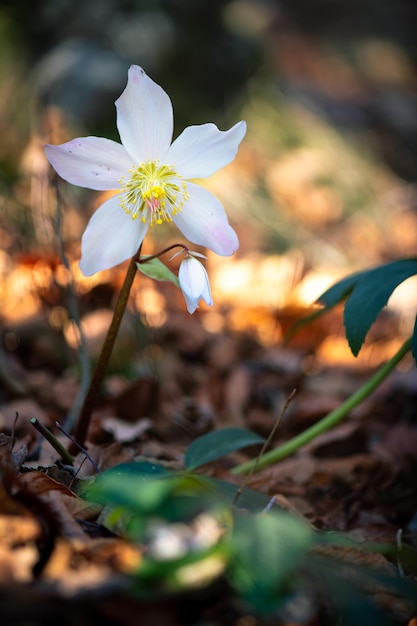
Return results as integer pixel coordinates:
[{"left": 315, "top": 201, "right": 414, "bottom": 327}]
[
  {"left": 137, "top": 243, "right": 188, "bottom": 264},
  {"left": 71, "top": 248, "right": 142, "bottom": 449},
  {"left": 231, "top": 337, "right": 412, "bottom": 476}
]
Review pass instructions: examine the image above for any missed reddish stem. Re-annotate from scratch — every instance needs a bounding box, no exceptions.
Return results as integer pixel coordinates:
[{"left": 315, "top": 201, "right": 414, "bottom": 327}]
[{"left": 71, "top": 247, "right": 142, "bottom": 450}]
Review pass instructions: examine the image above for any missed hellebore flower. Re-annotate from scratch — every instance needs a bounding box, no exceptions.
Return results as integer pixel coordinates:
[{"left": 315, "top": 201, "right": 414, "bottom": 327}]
[
  {"left": 178, "top": 254, "right": 213, "bottom": 314},
  {"left": 44, "top": 65, "right": 246, "bottom": 276}
]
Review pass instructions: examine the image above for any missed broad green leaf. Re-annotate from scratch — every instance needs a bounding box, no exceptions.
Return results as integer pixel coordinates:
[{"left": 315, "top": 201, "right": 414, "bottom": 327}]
[
  {"left": 88, "top": 461, "right": 271, "bottom": 512},
  {"left": 87, "top": 472, "right": 176, "bottom": 512},
  {"left": 88, "top": 470, "right": 219, "bottom": 537},
  {"left": 192, "top": 475, "right": 272, "bottom": 511},
  {"left": 317, "top": 269, "right": 365, "bottom": 309},
  {"left": 315, "top": 258, "right": 417, "bottom": 357},
  {"left": 229, "top": 511, "right": 313, "bottom": 612},
  {"left": 101, "top": 461, "right": 171, "bottom": 478},
  {"left": 343, "top": 259, "right": 417, "bottom": 355},
  {"left": 137, "top": 257, "right": 179, "bottom": 286},
  {"left": 184, "top": 427, "right": 265, "bottom": 470},
  {"left": 284, "top": 270, "right": 365, "bottom": 343}
]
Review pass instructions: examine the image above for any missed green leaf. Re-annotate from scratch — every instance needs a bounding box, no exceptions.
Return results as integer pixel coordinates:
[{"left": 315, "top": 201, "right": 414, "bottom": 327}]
[
  {"left": 191, "top": 475, "right": 272, "bottom": 511},
  {"left": 87, "top": 469, "right": 220, "bottom": 537},
  {"left": 342, "top": 259, "right": 417, "bottom": 355},
  {"left": 87, "top": 472, "right": 175, "bottom": 513},
  {"left": 87, "top": 461, "right": 271, "bottom": 512},
  {"left": 137, "top": 257, "right": 179, "bottom": 286},
  {"left": 229, "top": 511, "right": 313, "bottom": 612},
  {"left": 102, "top": 461, "right": 171, "bottom": 478},
  {"left": 284, "top": 270, "right": 365, "bottom": 344},
  {"left": 317, "top": 269, "right": 366, "bottom": 309},
  {"left": 184, "top": 427, "right": 265, "bottom": 470},
  {"left": 315, "top": 259, "right": 417, "bottom": 357}
]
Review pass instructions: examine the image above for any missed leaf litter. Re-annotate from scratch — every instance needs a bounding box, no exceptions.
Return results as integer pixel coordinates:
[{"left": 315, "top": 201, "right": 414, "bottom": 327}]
[{"left": 0, "top": 251, "right": 416, "bottom": 625}]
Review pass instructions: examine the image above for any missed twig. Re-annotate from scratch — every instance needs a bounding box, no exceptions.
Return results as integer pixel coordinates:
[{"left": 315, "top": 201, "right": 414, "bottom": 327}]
[
  {"left": 55, "top": 422, "right": 101, "bottom": 474},
  {"left": 30, "top": 418, "right": 75, "bottom": 465},
  {"left": 233, "top": 390, "right": 296, "bottom": 506}
]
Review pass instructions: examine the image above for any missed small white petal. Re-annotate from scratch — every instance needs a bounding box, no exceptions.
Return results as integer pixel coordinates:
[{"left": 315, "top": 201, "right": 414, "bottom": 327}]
[
  {"left": 173, "top": 183, "right": 239, "bottom": 256},
  {"left": 166, "top": 121, "right": 246, "bottom": 179},
  {"left": 181, "top": 291, "right": 197, "bottom": 315},
  {"left": 116, "top": 65, "right": 173, "bottom": 163},
  {"left": 79, "top": 195, "right": 148, "bottom": 275},
  {"left": 44, "top": 138, "right": 133, "bottom": 190},
  {"left": 178, "top": 257, "right": 213, "bottom": 314}
]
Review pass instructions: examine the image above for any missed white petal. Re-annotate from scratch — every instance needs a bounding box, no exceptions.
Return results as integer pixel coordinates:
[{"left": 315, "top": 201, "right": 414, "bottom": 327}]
[
  {"left": 44, "top": 138, "right": 133, "bottom": 191},
  {"left": 178, "top": 260, "right": 199, "bottom": 313},
  {"left": 181, "top": 291, "right": 198, "bottom": 315},
  {"left": 116, "top": 65, "right": 173, "bottom": 163},
  {"left": 79, "top": 195, "right": 148, "bottom": 275},
  {"left": 173, "top": 183, "right": 239, "bottom": 256},
  {"left": 166, "top": 121, "right": 246, "bottom": 179},
  {"left": 178, "top": 257, "right": 213, "bottom": 314}
]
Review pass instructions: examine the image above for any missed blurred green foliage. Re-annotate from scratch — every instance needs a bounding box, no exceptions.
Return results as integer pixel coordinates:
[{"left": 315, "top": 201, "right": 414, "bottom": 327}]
[{"left": 86, "top": 458, "right": 417, "bottom": 622}]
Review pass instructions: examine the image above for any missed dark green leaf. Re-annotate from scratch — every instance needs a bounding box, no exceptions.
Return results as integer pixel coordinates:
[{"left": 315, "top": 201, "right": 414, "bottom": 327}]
[
  {"left": 191, "top": 475, "right": 272, "bottom": 511},
  {"left": 317, "top": 270, "right": 366, "bottom": 309},
  {"left": 87, "top": 472, "right": 175, "bottom": 512},
  {"left": 342, "top": 259, "right": 417, "bottom": 355},
  {"left": 229, "top": 511, "right": 313, "bottom": 612},
  {"left": 184, "top": 427, "right": 265, "bottom": 470},
  {"left": 87, "top": 470, "right": 220, "bottom": 536},
  {"left": 284, "top": 270, "right": 365, "bottom": 344},
  {"left": 88, "top": 461, "right": 271, "bottom": 512},
  {"left": 101, "top": 461, "right": 171, "bottom": 478}
]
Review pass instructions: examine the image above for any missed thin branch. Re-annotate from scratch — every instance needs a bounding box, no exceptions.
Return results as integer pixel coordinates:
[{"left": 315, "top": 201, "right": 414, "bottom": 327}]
[
  {"left": 30, "top": 418, "right": 75, "bottom": 465},
  {"left": 55, "top": 422, "right": 101, "bottom": 473},
  {"left": 233, "top": 389, "right": 296, "bottom": 506}
]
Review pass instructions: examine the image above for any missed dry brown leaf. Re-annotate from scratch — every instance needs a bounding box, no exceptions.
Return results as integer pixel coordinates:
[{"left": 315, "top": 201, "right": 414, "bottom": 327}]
[
  {"left": 248, "top": 455, "right": 317, "bottom": 493},
  {"left": 60, "top": 497, "right": 103, "bottom": 522},
  {"left": 314, "top": 453, "right": 380, "bottom": 487},
  {"left": 74, "top": 441, "right": 135, "bottom": 476},
  {"left": 80, "top": 538, "right": 142, "bottom": 573},
  {"left": 0, "top": 544, "right": 38, "bottom": 582},
  {"left": 222, "top": 365, "right": 251, "bottom": 427},
  {"left": 42, "top": 491, "right": 87, "bottom": 543},
  {"left": 0, "top": 399, "right": 51, "bottom": 433},
  {"left": 18, "top": 470, "right": 76, "bottom": 498},
  {"left": 0, "top": 514, "right": 41, "bottom": 546}
]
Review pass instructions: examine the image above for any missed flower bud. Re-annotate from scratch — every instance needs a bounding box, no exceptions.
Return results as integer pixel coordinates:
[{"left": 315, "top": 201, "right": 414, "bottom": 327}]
[{"left": 178, "top": 255, "right": 213, "bottom": 314}]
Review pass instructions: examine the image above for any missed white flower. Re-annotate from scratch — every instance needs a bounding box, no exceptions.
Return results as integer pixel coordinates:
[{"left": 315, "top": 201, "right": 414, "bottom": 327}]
[
  {"left": 178, "top": 255, "right": 213, "bottom": 314},
  {"left": 44, "top": 65, "right": 246, "bottom": 276}
]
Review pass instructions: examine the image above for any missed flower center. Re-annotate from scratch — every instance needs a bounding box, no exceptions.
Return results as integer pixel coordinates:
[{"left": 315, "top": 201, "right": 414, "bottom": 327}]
[{"left": 118, "top": 161, "right": 188, "bottom": 225}]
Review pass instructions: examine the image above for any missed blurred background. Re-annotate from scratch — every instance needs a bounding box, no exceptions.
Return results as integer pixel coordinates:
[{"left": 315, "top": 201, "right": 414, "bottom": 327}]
[{"left": 1, "top": 0, "right": 417, "bottom": 374}]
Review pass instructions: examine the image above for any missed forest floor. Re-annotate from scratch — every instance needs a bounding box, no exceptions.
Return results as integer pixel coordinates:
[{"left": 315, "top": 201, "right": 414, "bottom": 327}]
[{"left": 1, "top": 246, "right": 417, "bottom": 625}]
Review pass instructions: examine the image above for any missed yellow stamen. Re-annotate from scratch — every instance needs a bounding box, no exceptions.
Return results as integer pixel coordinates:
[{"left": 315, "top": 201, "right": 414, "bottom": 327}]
[{"left": 118, "top": 161, "right": 188, "bottom": 226}]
